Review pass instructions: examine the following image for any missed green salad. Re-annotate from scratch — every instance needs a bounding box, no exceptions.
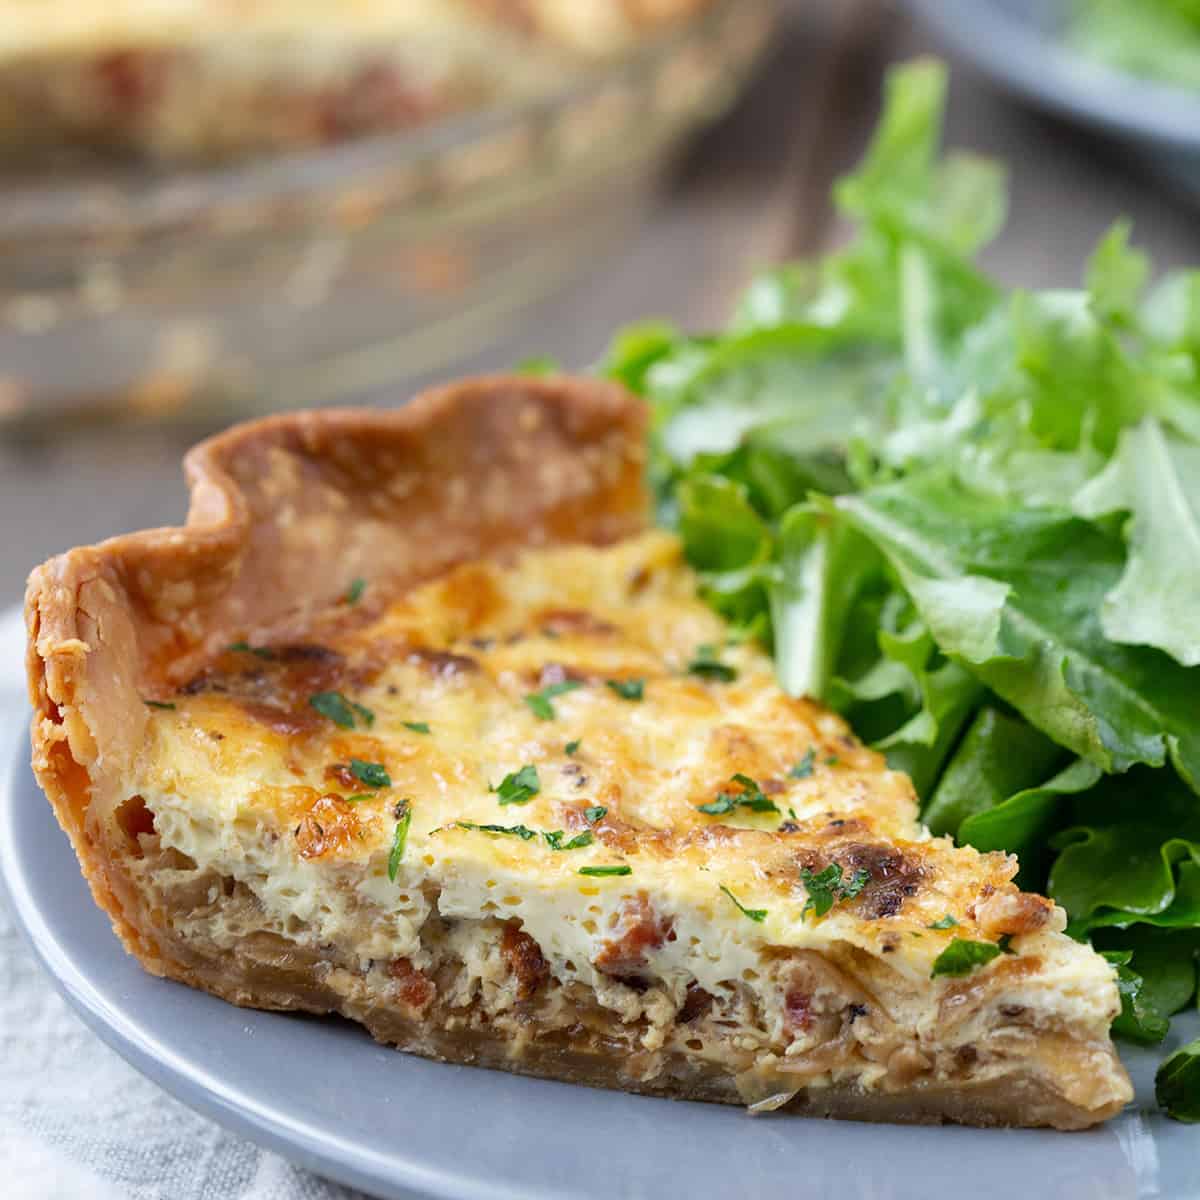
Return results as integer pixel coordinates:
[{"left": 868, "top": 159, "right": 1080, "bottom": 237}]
[
  {"left": 1070, "top": 0, "right": 1200, "bottom": 89},
  {"left": 600, "top": 59, "right": 1200, "bottom": 1120}
]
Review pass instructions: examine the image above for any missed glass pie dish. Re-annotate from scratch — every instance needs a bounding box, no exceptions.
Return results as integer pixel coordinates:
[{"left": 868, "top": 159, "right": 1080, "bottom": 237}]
[{"left": 0, "top": 0, "right": 774, "bottom": 429}]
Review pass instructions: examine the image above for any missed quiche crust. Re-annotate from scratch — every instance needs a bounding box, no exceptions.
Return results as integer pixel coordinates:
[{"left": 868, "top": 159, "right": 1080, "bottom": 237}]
[{"left": 25, "top": 373, "right": 1133, "bottom": 1130}]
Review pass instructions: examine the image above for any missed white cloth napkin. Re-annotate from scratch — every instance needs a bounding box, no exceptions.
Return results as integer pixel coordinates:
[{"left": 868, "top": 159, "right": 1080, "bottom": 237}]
[{"left": 0, "top": 605, "right": 367, "bottom": 1200}]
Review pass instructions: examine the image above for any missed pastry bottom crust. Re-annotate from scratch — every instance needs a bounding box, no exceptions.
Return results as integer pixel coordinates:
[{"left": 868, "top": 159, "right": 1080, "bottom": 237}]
[
  {"left": 156, "top": 936, "right": 1111, "bottom": 1130},
  {"left": 125, "top": 858, "right": 1121, "bottom": 1133}
]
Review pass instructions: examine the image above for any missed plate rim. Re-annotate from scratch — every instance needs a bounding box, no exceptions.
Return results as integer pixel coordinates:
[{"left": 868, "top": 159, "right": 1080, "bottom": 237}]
[
  {"left": 0, "top": 739, "right": 511, "bottom": 1200},
  {"left": 3, "top": 728, "right": 1195, "bottom": 1200}
]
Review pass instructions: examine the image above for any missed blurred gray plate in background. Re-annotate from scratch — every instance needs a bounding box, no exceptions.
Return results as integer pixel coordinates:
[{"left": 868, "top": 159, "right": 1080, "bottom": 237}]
[{"left": 906, "top": 0, "right": 1200, "bottom": 196}]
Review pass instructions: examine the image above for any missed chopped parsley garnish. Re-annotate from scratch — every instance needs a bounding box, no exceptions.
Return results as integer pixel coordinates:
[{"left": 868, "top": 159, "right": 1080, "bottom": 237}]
[
  {"left": 686, "top": 645, "right": 737, "bottom": 682},
  {"left": 584, "top": 805, "right": 607, "bottom": 823},
  {"left": 930, "top": 938, "right": 1004, "bottom": 978},
  {"left": 345, "top": 793, "right": 375, "bottom": 804},
  {"left": 544, "top": 830, "right": 594, "bottom": 851},
  {"left": 606, "top": 678, "right": 645, "bottom": 701},
  {"left": 454, "top": 821, "right": 538, "bottom": 841},
  {"left": 490, "top": 764, "right": 540, "bottom": 805},
  {"left": 524, "top": 679, "right": 582, "bottom": 720},
  {"left": 309, "top": 691, "right": 374, "bottom": 729},
  {"left": 565, "top": 739, "right": 582, "bottom": 756},
  {"left": 697, "top": 773, "right": 779, "bottom": 816},
  {"left": 403, "top": 721, "right": 431, "bottom": 734},
  {"left": 800, "top": 863, "right": 868, "bottom": 920},
  {"left": 387, "top": 802, "right": 412, "bottom": 882},
  {"left": 789, "top": 748, "right": 816, "bottom": 779},
  {"left": 696, "top": 794, "right": 736, "bottom": 815},
  {"left": 451, "top": 821, "right": 592, "bottom": 850},
  {"left": 840, "top": 867, "right": 871, "bottom": 900},
  {"left": 720, "top": 884, "right": 767, "bottom": 923},
  {"left": 345, "top": 578, "right": 366, "bottom": 605},
  {"left": 144, "top": 700, "right": 176, "bottom": 710},
  {"left": 927, "top": 914, "right": 959, "bottom": 930},
  {"left": 998, "top": 933, "right": 1017, "bottom": 955},
  {"left": 228, "top": 641, "right": 275, "bottom": 660},
  {"left": 579, "top": 865, "right": 632, "bottom": 877},
  {"left": 349, "top": 758, "right": 391, "bottom": 788},
  {"left": 800, "top": 864, "right": 842, "bottom": 919},
  {"left": 825, "top": 754, "right": 840, "bottom": 766},
  {"left": 309, "top": 692, "right": 352, "bottom": 726}
]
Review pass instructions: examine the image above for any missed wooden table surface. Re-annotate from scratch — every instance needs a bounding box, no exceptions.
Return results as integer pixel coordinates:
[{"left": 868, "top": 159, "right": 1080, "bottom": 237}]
[{"left": 5, "top": 2, "right": 1200, "bottom": 602}]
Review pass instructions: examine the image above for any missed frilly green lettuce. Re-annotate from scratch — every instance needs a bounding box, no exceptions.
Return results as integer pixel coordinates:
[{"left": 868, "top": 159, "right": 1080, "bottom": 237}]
[{"left": 600, "top": 57, "right": 1200, "bottom": 1117}]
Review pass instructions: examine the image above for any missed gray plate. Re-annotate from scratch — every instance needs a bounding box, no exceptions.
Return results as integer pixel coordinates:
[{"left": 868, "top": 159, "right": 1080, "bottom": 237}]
[
  {"left": 2, "top": 744, "right": 1198, "bottom": 1200},
  {"left": 906, "top": 0, "right": 1200, "bottom": 197}
]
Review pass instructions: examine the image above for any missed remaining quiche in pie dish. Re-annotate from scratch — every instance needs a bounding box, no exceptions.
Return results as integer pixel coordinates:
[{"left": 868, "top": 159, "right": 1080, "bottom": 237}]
[
  {"left": 0, "top": 0, "right": 713, "bottom": 160},
  {"left": 25, "top": 375, "right": 1132, "bottom": 1128}
]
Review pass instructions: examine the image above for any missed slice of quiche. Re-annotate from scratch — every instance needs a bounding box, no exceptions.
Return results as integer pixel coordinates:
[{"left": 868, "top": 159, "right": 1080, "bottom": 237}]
[
  {"left": 0, "top": 0, "right": 714, "bottom": 160},
  {"left": 25, "top": 375, "right": 1132, "bottom": 1129}
]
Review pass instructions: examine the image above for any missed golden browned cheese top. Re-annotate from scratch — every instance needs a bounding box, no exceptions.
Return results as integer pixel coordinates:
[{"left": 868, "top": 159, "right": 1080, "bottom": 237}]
[{"left": 133, "top": 529, "right": 1056, "bottom": 980}]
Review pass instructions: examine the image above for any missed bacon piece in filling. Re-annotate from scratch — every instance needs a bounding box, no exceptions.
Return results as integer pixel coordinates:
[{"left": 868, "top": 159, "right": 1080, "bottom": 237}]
[
  {"left": 500, "top": 924, "right": 550, "bottom": 1001},
  {"left": 974, "top": 890, "right": 1054, "bottom": 939},
  {"left": 294, "top": 794, "right": 360, "bottom": 859},
  {"left": 784, "top": 989, "right": 813, "bottom": 1034},
  {"left": 594, "top": 893, "right": 674, "bottom": 979},
  {"left": 388, "top": 957, "right": 435, "bottom": 1011}
]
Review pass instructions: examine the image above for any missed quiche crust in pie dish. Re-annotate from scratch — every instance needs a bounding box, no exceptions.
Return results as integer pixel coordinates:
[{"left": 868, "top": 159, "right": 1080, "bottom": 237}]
[
  {"left": 25, "top": 375, "right": 1132, "bottom": 1129},
  {"left": 0, "top": 0, "right": 712, "bottom": 160}
]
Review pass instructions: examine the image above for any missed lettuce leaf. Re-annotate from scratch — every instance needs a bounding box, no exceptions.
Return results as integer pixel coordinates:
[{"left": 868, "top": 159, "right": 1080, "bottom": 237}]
[
  {"left": 602, "top": 56, "right": 1200, "bottom": 1110},
  {"left": 1098, "top": 927, "right": 1200, "bottom": 1035},
  {"left": 922, "top": 706, "right": 1066, "bottom": 836},
  {"left": 675, "top": 475, "right": 774, "bottom": 635},
  {"left": 1103, "top": 952, "right": 1170, "bottom": 1044},
  {"left": 920, "top": 706, "right": 1101, "bottom": 885},
  {"left": 1074, "top": 419, "right": 1200, "bottom": 666},
  {"left": 959, "top": 760, "right": 1103, "bottom": 890},
  {"left": 1158, "top": 1039, "right": 1200, "bottom": 1122},
  {"left": 1086, "top": 219, "right": 1149, "bottom": 328},
  {"left": 833, "top": 476, "right": 1200, "bottom": 792},
  {"left": 1050, "top": 767, "right": 1200, "bottom": 931},
  {"left": 834, "top": 57, "right": 1006, "bottom": 266},
  {"left": 770, "top": 507, "right": 880, "bottom": 700}
]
